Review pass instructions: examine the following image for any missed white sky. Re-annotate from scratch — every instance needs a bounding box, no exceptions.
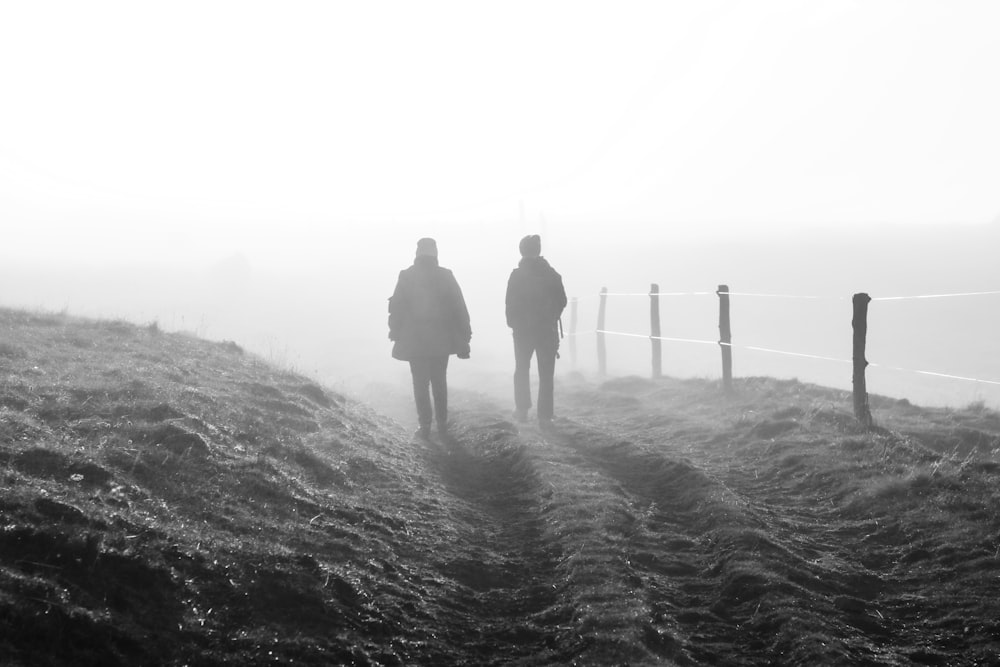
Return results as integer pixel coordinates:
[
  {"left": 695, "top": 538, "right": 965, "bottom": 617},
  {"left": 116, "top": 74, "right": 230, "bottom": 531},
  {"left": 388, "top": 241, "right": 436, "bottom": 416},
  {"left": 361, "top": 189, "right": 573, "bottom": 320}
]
[{"left": 3, "top": 1, "right": 1000, "bottom": 263}]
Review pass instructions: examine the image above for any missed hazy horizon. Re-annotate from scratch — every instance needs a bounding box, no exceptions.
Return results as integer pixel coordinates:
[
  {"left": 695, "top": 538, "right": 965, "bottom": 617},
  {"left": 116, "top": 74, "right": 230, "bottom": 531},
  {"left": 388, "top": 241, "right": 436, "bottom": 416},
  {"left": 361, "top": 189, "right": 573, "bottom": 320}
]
[
  {"left": 3, "top": 2, "right": 1000, "bottom": 411},
  {"left": 4, "top": 223, "right": 999, "bottom": 413}
]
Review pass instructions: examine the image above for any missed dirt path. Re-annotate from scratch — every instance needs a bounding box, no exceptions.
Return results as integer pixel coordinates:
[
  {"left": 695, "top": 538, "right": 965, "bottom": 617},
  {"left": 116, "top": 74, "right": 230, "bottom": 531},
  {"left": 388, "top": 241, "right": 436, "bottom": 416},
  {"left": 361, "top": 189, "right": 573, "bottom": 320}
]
[
  {"left": 365, "top": 383, "right": 691, "bottom": 664},
  {"left": 367, "top": 382, "right": 758, "bottom": 664},
  {"left": 358, "top": 376, "right": 1000, "bottom": 666}
]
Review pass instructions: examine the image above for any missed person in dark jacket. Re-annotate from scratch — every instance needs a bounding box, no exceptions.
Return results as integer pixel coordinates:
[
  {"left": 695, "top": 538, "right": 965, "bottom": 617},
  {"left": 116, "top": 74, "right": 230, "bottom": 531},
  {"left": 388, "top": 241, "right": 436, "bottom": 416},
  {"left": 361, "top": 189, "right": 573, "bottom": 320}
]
[
  {"left": 388, "top": 238, "right": 471, "bottom": 440},
  {"left": 505, "top": 234, "right": 567, "bottom": 426}
]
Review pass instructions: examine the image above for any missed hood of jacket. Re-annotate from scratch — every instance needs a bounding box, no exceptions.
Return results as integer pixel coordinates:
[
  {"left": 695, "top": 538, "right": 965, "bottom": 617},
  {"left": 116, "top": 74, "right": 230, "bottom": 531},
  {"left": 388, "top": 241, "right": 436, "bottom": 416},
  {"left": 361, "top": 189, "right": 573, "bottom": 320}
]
[
  {"left": 413, "top": 255, "right": 440, "bottom": 269},
  {"left": 517, "top": 256, "right": 555, "bottom": 272}
]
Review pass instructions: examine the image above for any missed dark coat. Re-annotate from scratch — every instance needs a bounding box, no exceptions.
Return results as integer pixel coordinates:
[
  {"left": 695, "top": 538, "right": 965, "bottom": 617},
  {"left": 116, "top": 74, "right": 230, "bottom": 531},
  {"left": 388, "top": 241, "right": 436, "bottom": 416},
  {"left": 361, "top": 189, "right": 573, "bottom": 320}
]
[
  {"left": 388, "top": 256, "right": 471, "bottom": 361},
  {"left": 505, "top": 256, "right": 567, "bottom": 333}
]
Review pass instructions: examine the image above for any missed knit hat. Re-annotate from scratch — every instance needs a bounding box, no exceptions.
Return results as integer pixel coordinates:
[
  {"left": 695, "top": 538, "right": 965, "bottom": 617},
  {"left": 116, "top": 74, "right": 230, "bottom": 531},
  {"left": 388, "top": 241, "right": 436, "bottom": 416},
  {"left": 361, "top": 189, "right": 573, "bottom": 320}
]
[
  {"left": 415, "top": 237, "right": 438, "bottom": 258},
  {"left": 519, "top": 234, "right": 541, "bottom": 258}
]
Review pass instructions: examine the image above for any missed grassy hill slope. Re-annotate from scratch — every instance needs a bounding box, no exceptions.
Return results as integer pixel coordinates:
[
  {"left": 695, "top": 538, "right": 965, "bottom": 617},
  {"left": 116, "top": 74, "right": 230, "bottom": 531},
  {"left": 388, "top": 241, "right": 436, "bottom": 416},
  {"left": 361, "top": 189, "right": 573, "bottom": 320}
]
[
  {"left": 3, "top": 307, "right": 1000, "bottom": 666},
  {"left": 0, "top": 308, "right": 503, "bottom": 665}
]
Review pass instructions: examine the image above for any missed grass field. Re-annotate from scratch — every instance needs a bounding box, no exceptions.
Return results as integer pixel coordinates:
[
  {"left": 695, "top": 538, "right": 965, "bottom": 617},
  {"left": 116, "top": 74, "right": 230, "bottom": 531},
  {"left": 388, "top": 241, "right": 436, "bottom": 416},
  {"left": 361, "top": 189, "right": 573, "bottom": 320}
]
[{"left": 2, "top": 306, "right": 999, "bottom": 665}]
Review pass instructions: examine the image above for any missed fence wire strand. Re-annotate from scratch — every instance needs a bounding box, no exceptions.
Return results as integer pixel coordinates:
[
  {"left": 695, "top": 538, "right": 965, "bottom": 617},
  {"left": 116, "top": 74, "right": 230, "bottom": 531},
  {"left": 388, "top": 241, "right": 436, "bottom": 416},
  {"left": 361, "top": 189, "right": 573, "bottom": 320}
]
[
  {"left": 869, "top": 363, "right": 1000, "bottom": 387},
  {"left": 597, "top": 330, "right": 852, "bottom": 363},
  {"left": 594, "top": 329, "right": 1000, "bottom": 387},
  {"left": 572, "top": 288, "right": 1000, "bottom": 389},
  {"left": 721, "top": 292, "right": 845, "bottom": 300},
  {"left": 587, "top": 291, "right": 715, "bottom": 298},
  {"left": 872, "top": 290, "right": 1000, "bottom": 301},
  {"left": 589, "top": 289, "right": 1000, "bottom": 301}
]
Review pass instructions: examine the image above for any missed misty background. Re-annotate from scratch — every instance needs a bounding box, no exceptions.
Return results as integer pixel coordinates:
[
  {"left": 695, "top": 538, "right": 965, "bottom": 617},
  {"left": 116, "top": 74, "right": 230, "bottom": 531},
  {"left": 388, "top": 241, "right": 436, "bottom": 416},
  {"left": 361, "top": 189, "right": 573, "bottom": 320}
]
[{"left": 3, "top": 1, "right": 1000, "bottom": 409}]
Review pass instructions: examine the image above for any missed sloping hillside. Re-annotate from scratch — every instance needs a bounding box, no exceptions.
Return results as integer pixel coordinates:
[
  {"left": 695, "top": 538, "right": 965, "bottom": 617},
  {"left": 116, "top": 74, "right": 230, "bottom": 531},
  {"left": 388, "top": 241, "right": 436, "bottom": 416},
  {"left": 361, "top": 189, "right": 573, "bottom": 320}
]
[{"left": 2, "top": 307, "right": 1000, "bottom": 666}]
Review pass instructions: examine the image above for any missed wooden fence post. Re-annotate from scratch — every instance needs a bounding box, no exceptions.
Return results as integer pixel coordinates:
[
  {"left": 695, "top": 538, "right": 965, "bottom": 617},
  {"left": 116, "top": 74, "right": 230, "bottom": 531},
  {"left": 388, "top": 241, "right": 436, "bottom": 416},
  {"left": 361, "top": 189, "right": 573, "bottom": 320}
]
[
  {"left": 597, "top": 287, "right": 607, "bottom": 376},
  {"left": 718, "top": 284, "right": 733, "bottom": 393},
  {"left": 569, "top": 297, "right": 578, "bottom": 369},
  {"left": 852, "top": 293, "right": 874, "bottom": 428},
  {"left": 650, "top": 283, "right": 662, "bottom": 379}
]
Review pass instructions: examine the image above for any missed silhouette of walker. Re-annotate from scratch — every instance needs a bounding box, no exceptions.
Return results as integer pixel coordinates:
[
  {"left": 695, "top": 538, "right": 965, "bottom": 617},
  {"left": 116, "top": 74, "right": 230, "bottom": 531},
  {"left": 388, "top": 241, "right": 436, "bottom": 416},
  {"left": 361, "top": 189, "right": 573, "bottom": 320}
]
[
  {"left": 505, "top": 234, "right": 567, "bottom": 427},
  {"left": 388, "top": 238, "right": 471, "bottom": 441}
]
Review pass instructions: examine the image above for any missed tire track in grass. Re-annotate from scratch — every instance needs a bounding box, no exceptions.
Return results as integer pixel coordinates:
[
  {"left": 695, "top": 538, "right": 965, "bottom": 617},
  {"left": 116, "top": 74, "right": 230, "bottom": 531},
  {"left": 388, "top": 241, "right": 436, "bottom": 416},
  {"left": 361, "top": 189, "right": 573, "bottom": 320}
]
[
  {"left": 362, "top": 378, "right": 1000, "bottom": 663},
  {"left": 352, "top": 384, "right": 581, "bottom": 663},
  {"left": 545, "top": 404, "right": 915, "bottom": 665},
  {"left": 535, "top": 417, "right": 751, "bottom": 665},
  {"left": 367, "top": 382, "right": 895, "bottom": 664},
  {"left": 555, "top": 380, "right": 979, "bottom": 665},
  {"left": 412, "top": 416, "right": 573, "bottom": 665},
  {"left": 372, "top": 384, "right": 687, "bottom": 664},
  {"left": 516, "top": 431, "right": 675, "bottom": 665},
  {"left": 370, "top": 382, "right": 904, "bottom": 664},
  {"left": 419, "top": 381, "right": 744, "bottom": 665},
  {"left": 420, "top": 408, "right": 694, "bottom": 665},
  {"left": 488, "top": 415, "right": 731, "bottom": 666}
]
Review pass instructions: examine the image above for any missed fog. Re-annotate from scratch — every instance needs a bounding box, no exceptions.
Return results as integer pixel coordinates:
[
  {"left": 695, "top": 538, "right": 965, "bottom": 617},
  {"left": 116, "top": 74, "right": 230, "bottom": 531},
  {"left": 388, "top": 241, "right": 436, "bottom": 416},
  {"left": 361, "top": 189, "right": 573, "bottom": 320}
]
[
  {"left": 3, "top": 2, "right": 1000, "bottom": 409},
  {"left": 4, "top": 221, "right": 999, "bottom": 411}
]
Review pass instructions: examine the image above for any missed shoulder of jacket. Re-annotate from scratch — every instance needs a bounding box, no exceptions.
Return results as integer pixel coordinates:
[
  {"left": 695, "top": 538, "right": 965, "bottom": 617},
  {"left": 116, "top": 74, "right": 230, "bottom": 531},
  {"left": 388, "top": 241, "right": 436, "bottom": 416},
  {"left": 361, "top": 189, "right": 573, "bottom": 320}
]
[{"left": 436, "top": 266, "right": 458, "bottom": 282}]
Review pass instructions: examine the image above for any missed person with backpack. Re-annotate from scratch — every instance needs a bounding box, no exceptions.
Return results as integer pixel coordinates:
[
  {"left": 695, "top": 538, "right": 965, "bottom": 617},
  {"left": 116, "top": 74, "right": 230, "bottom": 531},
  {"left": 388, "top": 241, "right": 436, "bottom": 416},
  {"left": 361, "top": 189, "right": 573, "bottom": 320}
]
[
  {"left": 505, "top": 234, "right": 567, "bottom": 427},
  {"left": 388, "top": 237, "right": 471, "bottom": 440}
]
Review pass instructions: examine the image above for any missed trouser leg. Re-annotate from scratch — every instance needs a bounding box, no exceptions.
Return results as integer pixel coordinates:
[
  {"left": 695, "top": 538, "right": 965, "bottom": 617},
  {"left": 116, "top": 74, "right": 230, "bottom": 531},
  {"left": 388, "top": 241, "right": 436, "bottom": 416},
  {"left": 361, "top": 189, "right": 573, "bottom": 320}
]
[
  {"left": 536, "top": 330, "right": 558, "bottom": 420},
  {"left": 513, "top": 331, "right": 534, "bottom": 413},
  {"left": 429, "top": 355, "right": 449, "bottom": 427},
  {"left": 409, "top": 358, "right": 432, "bottom": 428}
]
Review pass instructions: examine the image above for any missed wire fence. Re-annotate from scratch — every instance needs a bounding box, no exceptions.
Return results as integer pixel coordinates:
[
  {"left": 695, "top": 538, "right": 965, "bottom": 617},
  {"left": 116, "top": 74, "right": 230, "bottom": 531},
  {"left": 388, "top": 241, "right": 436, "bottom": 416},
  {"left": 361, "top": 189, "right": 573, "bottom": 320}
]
[{"left": 564, "top": 287, "right": 1000, "bottom": 414}]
